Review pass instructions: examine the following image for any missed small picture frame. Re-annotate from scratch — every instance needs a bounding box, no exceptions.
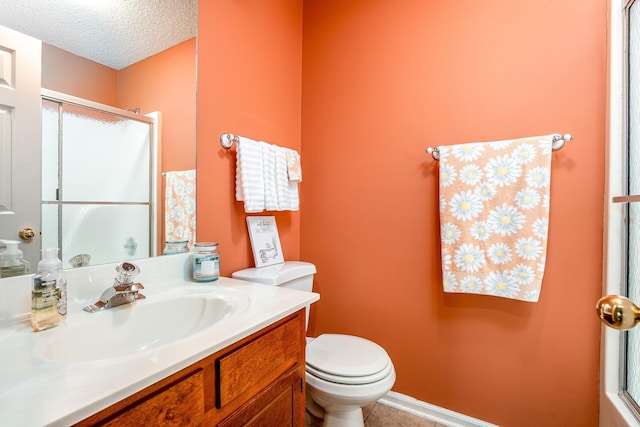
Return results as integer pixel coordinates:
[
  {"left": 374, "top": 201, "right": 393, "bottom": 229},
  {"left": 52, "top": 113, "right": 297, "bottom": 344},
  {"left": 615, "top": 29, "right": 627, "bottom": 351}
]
[{"left": 246, "top": 216, "right": 284, "bottom": 268}]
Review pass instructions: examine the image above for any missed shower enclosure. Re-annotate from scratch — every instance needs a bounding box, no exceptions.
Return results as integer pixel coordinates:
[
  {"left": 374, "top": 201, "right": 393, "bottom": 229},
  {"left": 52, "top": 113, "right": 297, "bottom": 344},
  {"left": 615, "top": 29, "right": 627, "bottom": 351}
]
[{"left": 41, "top": 90, "right": 159, "bottom": 268}]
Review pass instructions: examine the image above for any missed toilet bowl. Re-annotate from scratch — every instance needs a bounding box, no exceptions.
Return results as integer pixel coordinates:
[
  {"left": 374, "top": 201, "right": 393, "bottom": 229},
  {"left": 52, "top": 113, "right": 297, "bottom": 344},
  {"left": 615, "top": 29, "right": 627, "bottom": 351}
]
[
  {"left": 232, "top": 262, "right": 396, "bottom": 427},
  {"left": 305, "top": 334, "right": 396, "bottom": 427}
]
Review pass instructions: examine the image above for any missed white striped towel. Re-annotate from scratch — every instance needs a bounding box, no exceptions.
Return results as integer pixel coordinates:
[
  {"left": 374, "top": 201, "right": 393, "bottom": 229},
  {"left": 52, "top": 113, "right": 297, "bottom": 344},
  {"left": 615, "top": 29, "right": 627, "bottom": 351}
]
[
  {"left": 262, "top": 142, "right": 279, "bottom": 211},
  {"left": 235, "top": 136, "right": 265, "bottom": 213}
]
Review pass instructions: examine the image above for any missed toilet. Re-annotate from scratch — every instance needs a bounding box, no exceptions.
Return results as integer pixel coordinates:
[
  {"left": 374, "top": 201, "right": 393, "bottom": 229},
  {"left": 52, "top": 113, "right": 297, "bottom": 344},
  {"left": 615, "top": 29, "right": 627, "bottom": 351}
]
[{"left": 232, "top": 261, "right": 396, "bottom": 427}]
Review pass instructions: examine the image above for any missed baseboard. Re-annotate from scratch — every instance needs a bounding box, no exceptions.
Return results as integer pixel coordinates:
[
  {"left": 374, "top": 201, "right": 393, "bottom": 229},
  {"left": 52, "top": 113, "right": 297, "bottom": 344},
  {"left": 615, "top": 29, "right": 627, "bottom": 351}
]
[{"left": 378, "top": 391, "right": 499, "bottom": 427}]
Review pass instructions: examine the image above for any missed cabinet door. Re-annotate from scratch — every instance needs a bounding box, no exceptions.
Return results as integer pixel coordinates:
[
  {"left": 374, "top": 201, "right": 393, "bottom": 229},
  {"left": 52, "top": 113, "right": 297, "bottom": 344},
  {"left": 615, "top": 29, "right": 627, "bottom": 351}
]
[{"left": 218, "top": 368, "right": 304, "bottom": 427}]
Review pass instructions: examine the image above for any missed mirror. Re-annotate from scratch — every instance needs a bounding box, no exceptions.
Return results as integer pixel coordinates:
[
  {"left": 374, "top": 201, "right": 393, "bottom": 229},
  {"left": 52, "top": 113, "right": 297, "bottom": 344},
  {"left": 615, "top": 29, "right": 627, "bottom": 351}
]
[{"left": 0, "top": 1, "right": 197, "bottom": 273}]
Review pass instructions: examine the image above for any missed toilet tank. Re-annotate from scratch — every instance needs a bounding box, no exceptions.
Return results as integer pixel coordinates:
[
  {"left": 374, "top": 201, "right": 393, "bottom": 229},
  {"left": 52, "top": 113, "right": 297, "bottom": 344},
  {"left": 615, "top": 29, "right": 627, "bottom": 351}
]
[
  {"left": 231, "top": 261, "right": 316, "bottom": 292},
  {"left": 232, "top": 261, "right": 316, "bottom": 330}
]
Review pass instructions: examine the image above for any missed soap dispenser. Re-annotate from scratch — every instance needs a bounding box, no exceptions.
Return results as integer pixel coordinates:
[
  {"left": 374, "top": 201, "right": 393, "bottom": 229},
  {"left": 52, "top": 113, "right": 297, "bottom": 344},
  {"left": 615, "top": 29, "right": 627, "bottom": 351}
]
[
  {"left": 0, "top": 240, "right": 30, "bottom": 278},
  {"left": 32, "top": 248, "right": 67, "bottom": 332}
]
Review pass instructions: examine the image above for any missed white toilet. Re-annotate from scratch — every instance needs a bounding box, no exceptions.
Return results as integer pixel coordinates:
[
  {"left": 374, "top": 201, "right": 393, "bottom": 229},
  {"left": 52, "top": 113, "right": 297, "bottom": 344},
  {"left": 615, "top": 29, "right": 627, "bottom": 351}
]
[{"left": 232, "top": 261, "right": 396, "bottom": 427}]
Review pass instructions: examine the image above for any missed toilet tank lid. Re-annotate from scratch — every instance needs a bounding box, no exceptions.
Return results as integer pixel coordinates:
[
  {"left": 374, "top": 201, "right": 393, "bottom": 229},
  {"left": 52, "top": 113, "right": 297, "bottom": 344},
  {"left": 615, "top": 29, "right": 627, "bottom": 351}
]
[{"left": 231, "top": 261, "right": 316, "bottom": 286}]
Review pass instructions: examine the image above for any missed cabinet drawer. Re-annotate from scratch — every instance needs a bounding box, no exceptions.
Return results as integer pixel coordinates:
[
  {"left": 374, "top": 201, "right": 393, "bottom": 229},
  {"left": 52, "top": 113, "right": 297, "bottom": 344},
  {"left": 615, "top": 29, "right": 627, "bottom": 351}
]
[
  {"left": 103, "top": 369, "right": 205, "bottom": 426},
  {"left": 216, "top": 315, "right": 302, "bottom": 409}
]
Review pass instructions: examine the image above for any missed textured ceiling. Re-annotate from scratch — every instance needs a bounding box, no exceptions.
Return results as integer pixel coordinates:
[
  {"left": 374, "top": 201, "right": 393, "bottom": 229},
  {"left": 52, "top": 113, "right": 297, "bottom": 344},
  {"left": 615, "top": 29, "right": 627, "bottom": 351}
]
[{"left": 0, "top": 0, "right": 197, "bottom": 70}]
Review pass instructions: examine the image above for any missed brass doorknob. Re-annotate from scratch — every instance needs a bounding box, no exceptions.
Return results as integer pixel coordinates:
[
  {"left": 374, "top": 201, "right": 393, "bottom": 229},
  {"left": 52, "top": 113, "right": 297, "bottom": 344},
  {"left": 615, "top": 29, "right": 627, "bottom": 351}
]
[
  {"left": 18, "top": 228, "right": 35, "bottom": 241},
  {"left": 596, "top": 295, "right": 640, "bottom": 330}
]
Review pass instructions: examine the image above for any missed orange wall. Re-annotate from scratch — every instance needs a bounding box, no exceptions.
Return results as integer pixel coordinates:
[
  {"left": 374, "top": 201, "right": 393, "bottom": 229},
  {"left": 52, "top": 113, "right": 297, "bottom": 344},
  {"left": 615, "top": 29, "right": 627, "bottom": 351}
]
[
  {"left": 118, "top": 38, "right": 197, "bottom": 173},
  {"left": 301, "top": 1, "right": 605, "bottom": 427},
  {"left": 197, "top": 0, "right": 303, "bottom": 274},
  {"left": 42, "top": 43, "right": 117, "bottom": 105},
  {"left": 197, "top": 0, "right": 606, "bottom": 426}
]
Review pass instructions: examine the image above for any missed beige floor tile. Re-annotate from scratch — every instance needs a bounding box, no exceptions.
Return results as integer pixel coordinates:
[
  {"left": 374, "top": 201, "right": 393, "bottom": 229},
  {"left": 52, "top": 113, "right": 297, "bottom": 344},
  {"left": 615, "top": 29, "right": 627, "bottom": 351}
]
[
  {"left": 364, "top": 403, "right": 437, "bottom": 427},
  {"left": 363, "top": 402, "right": 376, "bottom": 421}
]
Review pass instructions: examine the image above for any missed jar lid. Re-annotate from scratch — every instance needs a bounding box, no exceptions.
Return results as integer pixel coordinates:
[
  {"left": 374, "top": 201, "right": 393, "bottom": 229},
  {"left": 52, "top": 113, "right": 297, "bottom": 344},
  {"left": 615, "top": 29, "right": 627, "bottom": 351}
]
[
  {"left": 194, "top": 242, "right": 218, "bottom": 247},
  {"left": 165, "top": 239, "right": 189, "bottom": 244}
]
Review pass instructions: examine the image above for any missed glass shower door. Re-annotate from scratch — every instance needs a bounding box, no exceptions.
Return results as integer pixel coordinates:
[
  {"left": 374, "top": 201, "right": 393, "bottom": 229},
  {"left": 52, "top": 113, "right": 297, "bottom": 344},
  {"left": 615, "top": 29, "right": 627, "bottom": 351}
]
[{"left": 41, "top": 95, "right": 154, "bottom": 268}]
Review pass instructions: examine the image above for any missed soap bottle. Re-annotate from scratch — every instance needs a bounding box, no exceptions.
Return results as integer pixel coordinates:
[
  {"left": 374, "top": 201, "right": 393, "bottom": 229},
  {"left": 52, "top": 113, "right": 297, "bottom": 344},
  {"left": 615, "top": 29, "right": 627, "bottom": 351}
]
[
  {"left": 31, "top": 248, "right": 67, "bottom": 332},
  {"left": 0, "top": 240, "right": 30, "bottom": 278}
]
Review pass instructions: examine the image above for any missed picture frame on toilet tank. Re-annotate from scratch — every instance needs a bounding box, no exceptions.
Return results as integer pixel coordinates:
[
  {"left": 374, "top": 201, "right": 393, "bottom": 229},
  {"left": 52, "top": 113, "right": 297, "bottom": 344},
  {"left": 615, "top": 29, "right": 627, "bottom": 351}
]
[{"left": 246, "top": 216, "right": 285, "bottom": 268}]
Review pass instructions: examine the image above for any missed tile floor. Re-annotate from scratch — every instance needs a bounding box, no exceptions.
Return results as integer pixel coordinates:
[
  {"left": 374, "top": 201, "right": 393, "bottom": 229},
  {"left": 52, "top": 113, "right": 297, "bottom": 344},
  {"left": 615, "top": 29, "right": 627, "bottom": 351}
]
[
  {"left": 363, "top": 403, "right": 449, "bottom": 427},
  {"left": 308, "top": 402, "right": 449, "bottom": 427}
]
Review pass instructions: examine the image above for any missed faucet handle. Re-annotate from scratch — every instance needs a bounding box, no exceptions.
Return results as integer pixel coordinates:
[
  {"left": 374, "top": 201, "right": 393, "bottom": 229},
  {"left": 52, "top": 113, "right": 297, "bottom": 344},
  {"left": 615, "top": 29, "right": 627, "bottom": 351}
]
[
  {"left": 115, "top": 261, "right": 140, "bottom": 285},
  {"left": 129, "top": 283, "right": 144, "bottom": 292},
  {"left": 113, "top": 282, "right": 145, "bottom": 292}
]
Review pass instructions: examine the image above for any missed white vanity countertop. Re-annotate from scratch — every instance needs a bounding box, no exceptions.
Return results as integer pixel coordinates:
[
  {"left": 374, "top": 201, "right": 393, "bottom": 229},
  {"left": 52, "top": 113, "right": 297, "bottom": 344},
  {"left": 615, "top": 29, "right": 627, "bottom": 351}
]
[{"left": 0, "top": 254, "right": 319, "bottom": 427}]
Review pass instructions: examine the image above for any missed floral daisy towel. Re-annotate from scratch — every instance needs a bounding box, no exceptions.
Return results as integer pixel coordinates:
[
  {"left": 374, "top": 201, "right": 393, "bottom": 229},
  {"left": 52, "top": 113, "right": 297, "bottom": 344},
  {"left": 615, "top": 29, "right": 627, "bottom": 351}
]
[
  {"left": 437, "top": 135, "right": 553, "bottom": 302},
  {"left": 165, "top": 169, "right": 196, "bottom": 246}
]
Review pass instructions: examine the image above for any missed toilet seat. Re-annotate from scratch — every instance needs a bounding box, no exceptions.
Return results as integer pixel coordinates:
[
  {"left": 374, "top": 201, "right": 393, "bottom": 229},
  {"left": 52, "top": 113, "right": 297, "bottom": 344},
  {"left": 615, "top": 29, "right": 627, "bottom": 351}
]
[{"left": 306, "top": 334, "right": 392, "bottom": 385}]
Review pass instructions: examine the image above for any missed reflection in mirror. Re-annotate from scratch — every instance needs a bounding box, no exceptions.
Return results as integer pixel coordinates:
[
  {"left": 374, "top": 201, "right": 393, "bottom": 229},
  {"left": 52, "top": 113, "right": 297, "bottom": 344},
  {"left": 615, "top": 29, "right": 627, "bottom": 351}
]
[
  {"left": 0, "top": 1, "right": 197, "bottom": 273},
  {"left": 42, "top": 94, "right": 155, "bottom": 267}
]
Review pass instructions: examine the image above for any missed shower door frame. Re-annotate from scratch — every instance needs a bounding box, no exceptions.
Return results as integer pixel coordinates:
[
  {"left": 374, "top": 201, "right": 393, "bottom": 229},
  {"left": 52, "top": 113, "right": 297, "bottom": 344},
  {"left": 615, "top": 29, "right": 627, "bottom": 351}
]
[{"left": 40, "top": 89, "right": 160, "bottom": 265}]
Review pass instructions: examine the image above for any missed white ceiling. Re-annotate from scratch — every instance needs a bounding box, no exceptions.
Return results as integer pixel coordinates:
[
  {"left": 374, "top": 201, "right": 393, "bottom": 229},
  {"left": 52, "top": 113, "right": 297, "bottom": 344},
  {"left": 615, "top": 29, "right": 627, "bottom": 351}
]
[{"left": 0, "top": 0, "right": 197, "bottom": 70}]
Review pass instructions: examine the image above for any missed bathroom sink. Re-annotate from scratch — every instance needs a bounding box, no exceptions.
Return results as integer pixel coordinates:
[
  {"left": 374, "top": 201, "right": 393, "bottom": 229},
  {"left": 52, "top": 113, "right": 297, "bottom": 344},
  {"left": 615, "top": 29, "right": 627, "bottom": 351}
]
[{"left": 38, "top": 290, "right": 248, "bottom": 362}]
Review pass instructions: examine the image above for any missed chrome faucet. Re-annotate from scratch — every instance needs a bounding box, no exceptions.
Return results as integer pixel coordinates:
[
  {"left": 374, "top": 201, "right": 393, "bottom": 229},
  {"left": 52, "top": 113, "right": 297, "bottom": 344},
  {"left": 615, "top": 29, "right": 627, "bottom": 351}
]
[{"left": 83, "top": 262, "right": 145, "bottom": 313}]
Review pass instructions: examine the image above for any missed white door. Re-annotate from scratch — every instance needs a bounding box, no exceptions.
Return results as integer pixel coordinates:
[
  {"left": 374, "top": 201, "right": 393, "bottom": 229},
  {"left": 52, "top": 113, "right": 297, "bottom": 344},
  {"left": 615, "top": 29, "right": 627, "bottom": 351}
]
[
  {"left": 0, "top": 24, "right": 42, "bottom": 267},
  {"left": 601, "top": 0, "right": 640, "bottom": 425}
]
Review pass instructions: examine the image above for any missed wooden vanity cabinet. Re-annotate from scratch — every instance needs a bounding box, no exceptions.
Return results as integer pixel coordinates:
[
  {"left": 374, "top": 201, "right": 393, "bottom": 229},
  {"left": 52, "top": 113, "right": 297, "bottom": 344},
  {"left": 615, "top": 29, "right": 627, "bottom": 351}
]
[
  {"left": 75, "top": 309, "right": 306, "bottom": 427},
  {"left": 217, "top": 368, "right": 304, "bottom": 427}
]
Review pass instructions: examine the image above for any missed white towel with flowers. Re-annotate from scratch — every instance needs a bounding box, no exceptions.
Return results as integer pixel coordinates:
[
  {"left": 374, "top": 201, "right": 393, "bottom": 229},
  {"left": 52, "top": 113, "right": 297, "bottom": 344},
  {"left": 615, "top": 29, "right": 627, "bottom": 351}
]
[
  {"left": 437, "top": 134, "right": 554, "bottom": 302},
  {"left": 164, "top": 169, "right": 196, "bottom": 245},
  {"left": 286, "top": 149, "right": 302, "bottom": 182},
  {"left": 275, "top": 147, "right": 300, "bottom": 210}
]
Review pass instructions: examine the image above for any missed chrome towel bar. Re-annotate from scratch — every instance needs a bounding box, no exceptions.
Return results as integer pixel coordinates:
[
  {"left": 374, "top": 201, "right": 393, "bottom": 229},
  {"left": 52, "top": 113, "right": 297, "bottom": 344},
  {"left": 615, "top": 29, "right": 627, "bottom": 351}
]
[
  {"left": 425, "top": 133, "right": 573, "bottom": 160},
  {"left": 220, "top": 133, "right": 239, "bottom": 149}
]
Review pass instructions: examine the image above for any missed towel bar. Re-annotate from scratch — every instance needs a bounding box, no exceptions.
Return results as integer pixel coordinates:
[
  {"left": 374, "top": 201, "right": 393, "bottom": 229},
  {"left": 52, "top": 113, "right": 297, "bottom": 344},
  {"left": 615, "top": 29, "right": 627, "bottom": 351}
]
[
  {"left": 425, "top": 133, "right": 573, "bottom": 160},
  {"left": 220, "top": 133, "right": 238, "bottom": 149}
]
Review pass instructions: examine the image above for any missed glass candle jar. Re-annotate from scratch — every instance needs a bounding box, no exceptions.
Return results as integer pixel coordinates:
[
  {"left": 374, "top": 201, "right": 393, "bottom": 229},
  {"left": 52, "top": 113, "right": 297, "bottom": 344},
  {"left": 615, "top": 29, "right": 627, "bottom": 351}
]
[
  {"left": 193, "top": 242, "right": 220, "bottom": 282},
  {"left": 163, "top": 240, "right": 189, "bottom": 255}
]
